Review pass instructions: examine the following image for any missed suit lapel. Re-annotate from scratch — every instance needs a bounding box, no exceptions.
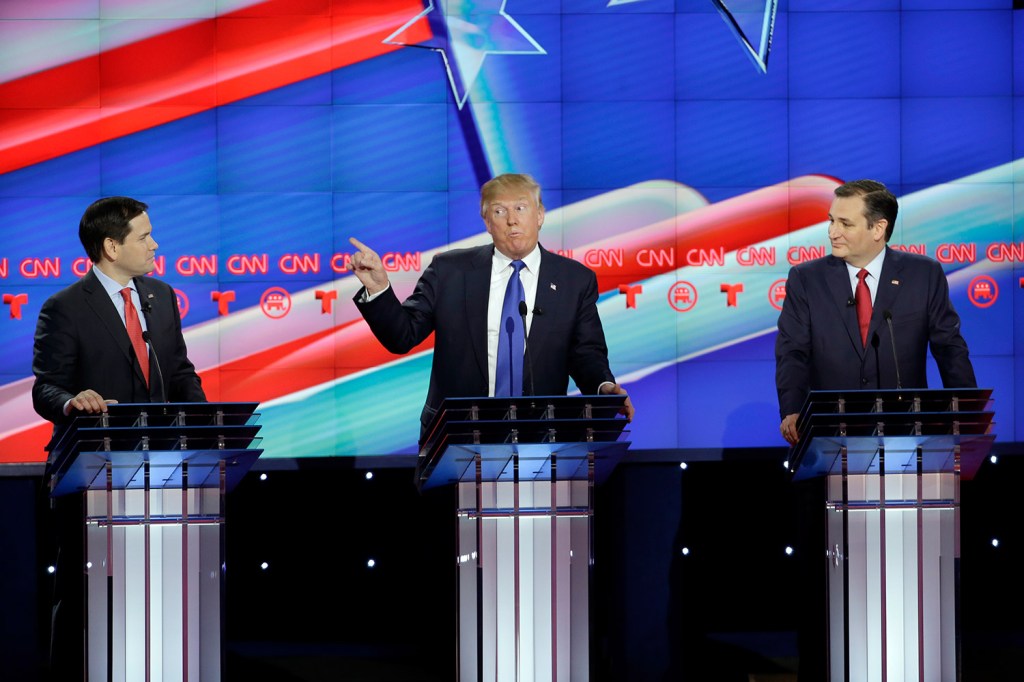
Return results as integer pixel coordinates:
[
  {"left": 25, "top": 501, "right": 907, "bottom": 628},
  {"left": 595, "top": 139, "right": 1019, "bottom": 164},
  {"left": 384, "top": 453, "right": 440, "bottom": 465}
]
[
  {"left": 870, "top": 248, "right": 904, "bottom": 340},
  {"left": 531, "top": 246, "right": 560, "bottom": 347},
  {"left": 82, "top": 269, "right": 143, "bottom": 383},
  {"left": 823, "top": 256, "right": 864, "bottom": 355},
  {"left": 465, "top": 246, "right": 492, "bottom": 383}
]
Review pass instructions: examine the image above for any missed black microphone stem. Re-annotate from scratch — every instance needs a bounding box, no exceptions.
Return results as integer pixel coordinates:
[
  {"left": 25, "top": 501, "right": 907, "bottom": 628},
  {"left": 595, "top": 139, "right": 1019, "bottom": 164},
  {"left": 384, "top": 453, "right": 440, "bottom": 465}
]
[
  {"left": 504, "top": 316, "right": 515, "bottom": 395},
  {"left": 518, "top": 300, "right": 534, "bottom": 396},
  {"left": 141, "top": 330, "right": 167, "bottom": 403},
  {"left": 871, "top": 332, "right": 881, "bottom": 394},
  {"left": 884, "top": 310, "right": 903, "bottom": 391}
]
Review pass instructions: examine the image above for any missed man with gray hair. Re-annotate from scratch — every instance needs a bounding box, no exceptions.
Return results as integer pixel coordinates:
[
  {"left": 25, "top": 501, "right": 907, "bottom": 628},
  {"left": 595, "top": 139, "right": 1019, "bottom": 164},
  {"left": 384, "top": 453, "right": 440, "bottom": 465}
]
[{"left": 350, "top": 172, "right": 633, "bottom": 438}]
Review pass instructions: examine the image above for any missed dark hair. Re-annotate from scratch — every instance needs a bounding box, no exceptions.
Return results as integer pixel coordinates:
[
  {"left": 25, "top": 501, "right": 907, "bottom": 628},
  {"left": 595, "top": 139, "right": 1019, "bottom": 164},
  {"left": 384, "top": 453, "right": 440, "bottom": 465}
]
[
  {"left": 79, "top": 197, "right": 149, "bottom": 263},
  {"left": 834, "top": 180, "right": 898, "bottom": 241}
]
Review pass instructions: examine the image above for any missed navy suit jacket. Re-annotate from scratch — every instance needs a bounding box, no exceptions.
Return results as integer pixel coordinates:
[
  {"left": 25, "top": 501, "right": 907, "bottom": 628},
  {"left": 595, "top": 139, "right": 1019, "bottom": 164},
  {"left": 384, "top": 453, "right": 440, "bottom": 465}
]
[
  {"left": 354, "top": 244, "right": 616, "bottom": 432},
  {"left": 32, "top": 269, "right": 206, "bottom": 441},
  {"left": 775, "top": 247, "right": 976, "bottom": 418}
]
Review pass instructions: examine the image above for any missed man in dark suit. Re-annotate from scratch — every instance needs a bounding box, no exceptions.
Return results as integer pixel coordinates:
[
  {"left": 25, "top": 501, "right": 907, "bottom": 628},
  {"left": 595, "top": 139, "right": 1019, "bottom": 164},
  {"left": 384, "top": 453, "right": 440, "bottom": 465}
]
[
  {"left": 349, "top": 173, "right": 633, "bottom": 434},
  {"left": 774, "top": 179, "right": 976, "bottom": 678},
  {"left": 33, "top": 196, "right": 205, "bottom": 430},
  {"left": 32, "top": 196, "right": 205, "bottom": 679},
  {"left": 776, "top": 179, "right": 976, "bottom": 443}
]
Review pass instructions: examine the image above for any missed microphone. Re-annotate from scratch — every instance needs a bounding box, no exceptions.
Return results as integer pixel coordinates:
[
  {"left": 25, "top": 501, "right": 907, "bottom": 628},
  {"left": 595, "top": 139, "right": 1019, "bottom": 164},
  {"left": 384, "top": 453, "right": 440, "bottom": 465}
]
[
  {"left": 883, "top": 310, "right": 902, "bottom": 390},
  {"left": 141, "top": 331, "right": 167, "bottom": 403},
  {"left": 518, "top": 300, "right": 535, "bottom": 396},
  {"left": 846, "top": 297, "right": 856, "bottom": 307},
  {"left": 141, "top": 301, "right": 153, "bottom": 314},
  {"left": 871, "top": 332, "right": 881, "bottom": 390},
  {"left": 504, "top": 316, "right": 515, "bottom": 395},
  {"left": 533, "top": 306, "right": 544, "bottom": 316}
]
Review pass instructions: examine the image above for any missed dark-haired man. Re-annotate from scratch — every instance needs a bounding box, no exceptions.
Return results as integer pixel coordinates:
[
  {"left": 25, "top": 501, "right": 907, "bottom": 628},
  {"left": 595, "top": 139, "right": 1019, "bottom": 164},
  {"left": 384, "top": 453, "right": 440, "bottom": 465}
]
[
  {"left": 33, "top": 196, "right": 205, "bottom": 430},
  {"left": 776, "top": 179, "right": 976, "bottom": 444},
  {"left": 32, "top": 197, "right": 205, "bottom": 678},
  {"left": 774, "top": 179, "right": 976, "bottom": 677}
]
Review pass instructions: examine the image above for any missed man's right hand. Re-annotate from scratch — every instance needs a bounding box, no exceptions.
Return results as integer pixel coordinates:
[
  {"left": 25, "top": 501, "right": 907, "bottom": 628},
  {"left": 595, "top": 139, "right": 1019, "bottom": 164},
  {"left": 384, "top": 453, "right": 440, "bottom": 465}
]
[
  {"left": 349, "top": 237, "right": 390, "bottom": 295},
  {"left": 68, "top": 390, "right": 117, "bottom": 414},
  {"left": 780, "top": 413, "right": 799, "bottom": 446}
]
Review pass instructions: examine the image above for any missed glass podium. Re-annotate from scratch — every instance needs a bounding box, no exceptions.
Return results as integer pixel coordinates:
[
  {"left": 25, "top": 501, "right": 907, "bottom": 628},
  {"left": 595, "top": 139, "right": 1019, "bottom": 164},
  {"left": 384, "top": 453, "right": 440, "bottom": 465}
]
[
  {"left": 47, "top": 402, "right": 263, "bottom": 682},
  {"left": 418, "top": 395, "right": 630, "bottom": 682},
  {"left": 787, "top": 389, "right": 994, "bottom": 682}
]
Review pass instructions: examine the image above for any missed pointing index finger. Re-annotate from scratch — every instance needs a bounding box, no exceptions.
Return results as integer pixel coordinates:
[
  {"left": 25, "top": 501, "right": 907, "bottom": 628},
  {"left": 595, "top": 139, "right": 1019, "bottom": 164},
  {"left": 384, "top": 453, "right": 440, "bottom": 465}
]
[{"left": 348, "top": 237, "right": 371, "bottom": 253}]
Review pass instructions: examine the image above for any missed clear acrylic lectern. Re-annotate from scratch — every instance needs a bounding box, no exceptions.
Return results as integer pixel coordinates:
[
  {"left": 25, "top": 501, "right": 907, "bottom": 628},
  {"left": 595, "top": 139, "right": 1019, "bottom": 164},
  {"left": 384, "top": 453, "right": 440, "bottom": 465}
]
[
  {"left": 47, "top": 402, "right": 263, "bottom": 682},
  {"left": 787, "top": 389, "right": 994, "bottom": 682},
  {"left": 418, "top": 395, "right": 630, "bottom": 682}
]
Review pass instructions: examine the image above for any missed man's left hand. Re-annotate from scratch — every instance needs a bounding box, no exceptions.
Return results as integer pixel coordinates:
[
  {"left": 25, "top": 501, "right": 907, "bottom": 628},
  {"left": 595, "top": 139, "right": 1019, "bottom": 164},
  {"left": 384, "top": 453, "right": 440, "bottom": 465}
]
[{"left": 600, "top": 382, "right": 634, "bottom": 422}]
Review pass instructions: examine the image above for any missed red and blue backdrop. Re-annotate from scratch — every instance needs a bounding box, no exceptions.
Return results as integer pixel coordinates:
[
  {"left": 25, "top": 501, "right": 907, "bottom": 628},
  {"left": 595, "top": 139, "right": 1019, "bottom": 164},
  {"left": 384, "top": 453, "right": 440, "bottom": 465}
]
[{"left": 0, "top": 0, "right": 1021, "bottom": 462}]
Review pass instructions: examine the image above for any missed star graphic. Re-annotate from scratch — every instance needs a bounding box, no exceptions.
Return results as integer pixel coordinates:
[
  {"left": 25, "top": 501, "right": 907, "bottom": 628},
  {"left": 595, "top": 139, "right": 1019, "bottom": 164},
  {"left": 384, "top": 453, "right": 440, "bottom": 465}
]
[
  {"left": 385, "top": 0, "right": 546, "bottom": 109},
  {"left": 606, "top": 0, "right": 778, "bottom": 74},
  {"left": 710, "top": 0, "right": 778, "bottom": 74}
]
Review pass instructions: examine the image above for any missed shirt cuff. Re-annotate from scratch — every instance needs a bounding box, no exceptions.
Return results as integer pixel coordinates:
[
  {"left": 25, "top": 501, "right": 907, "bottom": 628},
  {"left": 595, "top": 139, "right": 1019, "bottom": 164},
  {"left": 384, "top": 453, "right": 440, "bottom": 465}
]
[{"left": 359, "top": 283, "right": 391, "bottom": 303}]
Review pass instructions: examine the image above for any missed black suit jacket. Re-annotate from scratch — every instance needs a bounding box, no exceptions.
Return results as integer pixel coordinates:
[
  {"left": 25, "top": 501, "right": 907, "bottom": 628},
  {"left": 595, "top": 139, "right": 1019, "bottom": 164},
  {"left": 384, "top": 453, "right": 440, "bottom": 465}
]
[
  {"left": 354, "top": 244, "right": 616, "bottom": 431},
  {"left": 32, "top": 269, "right": 206, "bottom": 438},
  {"left": 775, "top": 247, "right": 976, "bottom": 418}
]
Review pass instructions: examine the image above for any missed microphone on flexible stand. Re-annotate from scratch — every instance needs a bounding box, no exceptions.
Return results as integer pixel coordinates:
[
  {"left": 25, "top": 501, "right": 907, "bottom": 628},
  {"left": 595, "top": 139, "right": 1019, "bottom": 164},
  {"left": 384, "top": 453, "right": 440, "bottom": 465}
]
[
  {"left": 883, "top": 310, "right": 903, "bottom": 391},
  {"left": 871, "top": 332, "right": 882, "bottom": 391},
  {"left": 518, "top": 301, "right": 535, "bottom": 396},
  {"left": 504, "top": 316, "right": 516, "bottom": 395},
  {"left": 141, "top": 331, "right": 167, "bottom": 403}
]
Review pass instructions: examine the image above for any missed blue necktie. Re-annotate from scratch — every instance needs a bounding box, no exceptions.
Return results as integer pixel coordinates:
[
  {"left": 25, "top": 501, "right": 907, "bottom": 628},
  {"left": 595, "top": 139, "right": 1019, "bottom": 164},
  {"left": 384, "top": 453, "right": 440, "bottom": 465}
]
[{"left": 495, "top": 260, "right": 526, "bottom": 397}]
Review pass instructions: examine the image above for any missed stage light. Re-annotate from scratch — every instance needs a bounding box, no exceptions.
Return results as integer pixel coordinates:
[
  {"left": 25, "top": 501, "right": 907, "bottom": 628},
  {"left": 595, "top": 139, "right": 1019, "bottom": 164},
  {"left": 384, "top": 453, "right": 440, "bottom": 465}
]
[
  {"left": 991, "top": 538, "right": 1000, "bottom": 548},
  {"left": 681, "top": 547, "right": 690, "bottom": 556},
  {"left": 86, "top": 562, "right": 92, "bottom": 570},
  {"left": 990, "top": 455, "right": 998, "bottom": 464},
  {"left": 260, "top": 562, "right": 269, "bottom": 570},
  {"left": 367, "top": 558, "right": 376, "bottom": 568},
  {"left": 260, "top": 473, "right": 268, "bottom": 481},
  {"left": 47, "top": 565, "right": 55, "bottom": 574},
  {"left": 783, "top": 460, "right": 789, "bottom": 470},
  {"left": 679, "top": 462, "right": 687, "bottom": 470},
  {"left": 365, "top": 471, "right": 374, "bottom": 480},
  {"left": 785, "top": 546, "right": 794, "bottom": 556}
]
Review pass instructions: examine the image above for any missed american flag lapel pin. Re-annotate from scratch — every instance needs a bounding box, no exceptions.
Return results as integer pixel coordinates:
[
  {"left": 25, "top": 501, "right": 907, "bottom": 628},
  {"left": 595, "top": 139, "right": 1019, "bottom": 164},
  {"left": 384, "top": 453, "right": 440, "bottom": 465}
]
[
  {"left": 891, "top": 279, "right": 899, "bottom": 286},
  {"left": 550, "top": 283, "right": 557, "bottom": 291}
]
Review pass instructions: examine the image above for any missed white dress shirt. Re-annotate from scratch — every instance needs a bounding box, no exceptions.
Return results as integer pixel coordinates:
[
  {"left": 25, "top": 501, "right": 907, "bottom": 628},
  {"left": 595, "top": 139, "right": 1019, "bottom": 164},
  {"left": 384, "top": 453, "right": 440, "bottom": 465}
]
[{"left": 486, "top": 246, "right": 541, "bottom": 396}]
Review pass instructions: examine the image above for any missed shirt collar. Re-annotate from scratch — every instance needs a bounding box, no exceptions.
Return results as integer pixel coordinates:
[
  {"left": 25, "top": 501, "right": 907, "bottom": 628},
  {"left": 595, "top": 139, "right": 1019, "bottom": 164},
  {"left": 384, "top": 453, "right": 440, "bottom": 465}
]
[
  {"left": 92, "top": 264, "right": 136, "bottom": 299},
  {"left": 846, "top": 247, "right": 886, "bottom": 282},
  {"left": 492, "top": 244, "right": 541, "bottom": 274}
]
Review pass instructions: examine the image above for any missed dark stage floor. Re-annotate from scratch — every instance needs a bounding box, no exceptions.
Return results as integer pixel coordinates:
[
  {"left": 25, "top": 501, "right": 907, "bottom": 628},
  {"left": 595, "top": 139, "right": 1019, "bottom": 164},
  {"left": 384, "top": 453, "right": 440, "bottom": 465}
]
[{"left": 3, "top": 450, "right": 1024, "bottom": 680}]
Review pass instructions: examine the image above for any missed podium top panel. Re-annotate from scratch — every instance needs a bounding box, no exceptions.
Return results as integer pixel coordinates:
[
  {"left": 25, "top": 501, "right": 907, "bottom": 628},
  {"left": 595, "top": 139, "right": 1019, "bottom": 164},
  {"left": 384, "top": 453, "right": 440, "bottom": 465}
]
[
  {"left": 788, "top": 389, "right": 996, "bottom": 480},
  {"left": 47, "top": 402, "right": 263, "bottom": 496},
  {"left": 796, "top": 388, "right": 992, "bottom": 421},
  {"left": 417, "top": 395, "right": 631, "bottom": 489}
]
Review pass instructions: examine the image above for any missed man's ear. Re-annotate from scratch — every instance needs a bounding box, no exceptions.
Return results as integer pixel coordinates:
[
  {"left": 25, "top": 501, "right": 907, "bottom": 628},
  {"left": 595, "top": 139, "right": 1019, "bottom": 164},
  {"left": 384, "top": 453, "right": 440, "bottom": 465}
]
[
  {"left": 101, "top": 237, "right": 119, "bottom": 262},
  {"left": 873, "top": 218, "right": 888, "bottom": 242}
]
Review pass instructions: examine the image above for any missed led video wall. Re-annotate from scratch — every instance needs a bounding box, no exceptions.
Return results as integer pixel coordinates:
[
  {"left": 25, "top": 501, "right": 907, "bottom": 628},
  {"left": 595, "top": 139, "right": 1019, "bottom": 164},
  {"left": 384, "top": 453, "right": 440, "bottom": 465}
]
[{"left": 0, "top": 0, "right": 1021, "bottom": 462}]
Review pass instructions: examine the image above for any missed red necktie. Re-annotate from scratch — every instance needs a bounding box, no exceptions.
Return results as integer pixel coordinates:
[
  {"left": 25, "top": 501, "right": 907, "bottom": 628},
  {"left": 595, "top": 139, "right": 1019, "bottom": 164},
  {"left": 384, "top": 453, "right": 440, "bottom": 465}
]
[
  {"left": 855, "top": 269, "right": 872, "bottom": 347},
  {"left": 120, "top": 287, "right": 150, "bottom": 386}
]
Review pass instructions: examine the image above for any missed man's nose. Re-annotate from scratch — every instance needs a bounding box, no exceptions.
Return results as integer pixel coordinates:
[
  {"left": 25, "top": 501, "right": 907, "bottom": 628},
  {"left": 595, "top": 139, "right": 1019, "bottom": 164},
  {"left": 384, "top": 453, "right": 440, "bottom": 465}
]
[{"left": 506, "top": 211, "right": 518, "bottom": 226}]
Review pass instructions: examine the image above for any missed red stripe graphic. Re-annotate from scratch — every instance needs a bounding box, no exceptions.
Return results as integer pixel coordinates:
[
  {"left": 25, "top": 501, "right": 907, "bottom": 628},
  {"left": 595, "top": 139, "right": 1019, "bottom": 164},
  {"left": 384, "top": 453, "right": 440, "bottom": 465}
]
[{"left": 0, "top": 0, "right": 428, "bottom": 175}]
